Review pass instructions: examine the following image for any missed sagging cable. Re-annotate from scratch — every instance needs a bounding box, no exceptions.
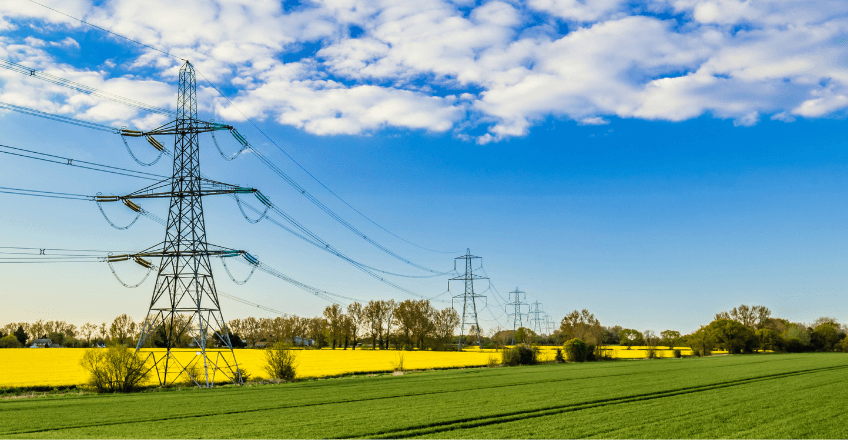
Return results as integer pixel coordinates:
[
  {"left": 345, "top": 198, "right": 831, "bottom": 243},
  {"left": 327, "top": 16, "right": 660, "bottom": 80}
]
[
  {"left": 211, "top": 129, "right": 250, "bottom": 161},
  {"left": 120, "top": 129, "right": 165, "bottom": 166},
  {"left": 235, "top": 192, "right": 269, "bottom": 224},
  {"left": 96, "top": 193, "right": 140, "bottom": 230},
  {"left": 220, "top": 252, "right": 257, "bottom": 285},
  {"left": 106, "top": 254, "right": 154, "bottom": 288}
]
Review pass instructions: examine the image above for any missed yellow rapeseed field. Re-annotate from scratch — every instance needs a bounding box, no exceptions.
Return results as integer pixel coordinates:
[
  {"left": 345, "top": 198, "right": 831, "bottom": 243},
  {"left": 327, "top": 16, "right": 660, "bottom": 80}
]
[
  {"left": 0, "top": 345, "right": 726, "bottom": 388},
  {"left": 0, "top": 348, "right": 496, "bottom": 388}
]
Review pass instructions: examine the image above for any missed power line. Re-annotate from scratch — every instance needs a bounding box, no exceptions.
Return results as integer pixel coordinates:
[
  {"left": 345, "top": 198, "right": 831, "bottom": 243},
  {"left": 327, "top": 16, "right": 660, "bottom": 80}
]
[
  {"left": 0, "top": 60, "right": 176, "bottom": 115},
  {"left": 0, "top": 143, "right": 165, "bottom": 181},
  {"left": 14, "top": 2, "right": 457, "bottom": 254},
  {"left": 26, "top": 1, "right": 185, "bottom": 61}
]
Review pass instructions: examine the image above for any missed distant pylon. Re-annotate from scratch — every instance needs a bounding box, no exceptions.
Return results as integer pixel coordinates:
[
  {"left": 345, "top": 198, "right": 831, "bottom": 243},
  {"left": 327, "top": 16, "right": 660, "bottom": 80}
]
[
  {"left": 505, "top": 287, "right": 528, "bottom": 344},
  {"left": 529, "top": 300, "right": 544, "bottom": 336},
  {"left": 121, "top": 61, "right": 252, "bottom": 387},
  {"left": 449, "top": 248, "right": 487, "bottom": 350},
  {"left": 544, "top": 313, "right": 555, "bottom": 336}
]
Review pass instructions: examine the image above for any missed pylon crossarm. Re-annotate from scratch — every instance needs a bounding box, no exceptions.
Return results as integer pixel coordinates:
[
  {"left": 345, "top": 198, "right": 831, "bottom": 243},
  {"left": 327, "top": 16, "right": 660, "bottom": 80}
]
[{"left": 121, "top": 121, "right": 231, "bottom": 138}]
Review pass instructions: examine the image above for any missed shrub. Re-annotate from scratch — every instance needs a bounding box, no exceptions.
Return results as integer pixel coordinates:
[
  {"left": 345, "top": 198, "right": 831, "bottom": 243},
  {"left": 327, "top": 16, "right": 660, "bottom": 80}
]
[
  {"left": 264, "top": 341, "right": 298, "bottom": 381},
  {"left": 500, "top": 343, "right": 538, "bottom": 366},
  {"left": 392, "top": 353, "right": 405, "bottom": 372},
  {"left": 0, "top": 335, "right": 23, "bottom": 348},
  {"left": 586, "top": 344, "right": 596, "bottom": 361},
  {"left": 673, "top": 349, "right": 682, "bottom": 358},
  {"left": 183, "top": 362, "right": 204, "bottom": 387},
  {"left": 645, "top": 347, "right": 659, "bottom": 359},
  {"left": 563, "top": 338, "right": 588, "bottom": 362},
  {"left": 80, "top": 346, "right": 150, "bottom": 393},
  {"left": 842, "top": 339, "right": 848, "bottom": 353},
  {"left": 554, "top": 348, "right": 565, "bottom": 363}
]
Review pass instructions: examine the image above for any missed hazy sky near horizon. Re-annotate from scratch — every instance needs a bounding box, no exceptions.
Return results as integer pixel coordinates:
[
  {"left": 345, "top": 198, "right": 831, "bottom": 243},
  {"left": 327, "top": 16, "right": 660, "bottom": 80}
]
[{"left": 1, "top": 0, "right": 848, "bottom": 335}]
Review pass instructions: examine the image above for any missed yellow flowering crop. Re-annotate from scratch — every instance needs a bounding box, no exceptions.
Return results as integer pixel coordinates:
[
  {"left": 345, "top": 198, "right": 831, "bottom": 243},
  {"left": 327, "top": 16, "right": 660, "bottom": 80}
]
[{"left": 0, "top": 345, "right": 728, "bottom": 388}]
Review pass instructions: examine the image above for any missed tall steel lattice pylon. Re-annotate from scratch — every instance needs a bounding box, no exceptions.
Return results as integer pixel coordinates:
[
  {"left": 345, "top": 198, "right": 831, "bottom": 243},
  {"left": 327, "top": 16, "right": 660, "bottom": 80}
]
[
  {"left": 505, "top": 287, "right": 528, "bottom": 344},
  {"left": 449, "top": 248, "right": 487, "bottom": 350},
  {"left": 529, "top": 300, "right": 544, "bottom": 335},
  {"left": 121, "top": 61, "right": 253, "bottom": 387}
]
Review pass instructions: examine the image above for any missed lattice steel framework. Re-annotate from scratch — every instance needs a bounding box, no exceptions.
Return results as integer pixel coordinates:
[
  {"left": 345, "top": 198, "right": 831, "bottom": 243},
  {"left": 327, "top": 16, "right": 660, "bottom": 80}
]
[
  {"left": 132, "top": 61, "right": 244, "bottom": 387},
  {"left": 529, "top": 300, "right": 544, "bottom": 335},
  {"left": 506, "top": 287, "right": 528, "bottom": 344},
  {"left": 449, "top": 248, "right": 487, "bottom": 350}
]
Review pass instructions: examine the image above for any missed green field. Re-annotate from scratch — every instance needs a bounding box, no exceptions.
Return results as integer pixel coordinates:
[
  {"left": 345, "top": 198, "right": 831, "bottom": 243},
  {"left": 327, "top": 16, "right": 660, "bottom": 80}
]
[{"left": 1, "top": 353, "right": 846, "bottom": 438}]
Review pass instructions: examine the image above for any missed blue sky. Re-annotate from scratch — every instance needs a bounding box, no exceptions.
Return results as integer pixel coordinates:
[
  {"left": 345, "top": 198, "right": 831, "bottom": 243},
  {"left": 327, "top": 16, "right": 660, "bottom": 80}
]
[{"left": 1, "top": 0, "right": 848, "bottom": 335}]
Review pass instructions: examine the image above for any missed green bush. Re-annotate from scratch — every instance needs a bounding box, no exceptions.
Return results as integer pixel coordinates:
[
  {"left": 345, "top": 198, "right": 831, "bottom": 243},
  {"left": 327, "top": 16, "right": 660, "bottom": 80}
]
[
  {"left": 563, "top": 338, "right": 588, "bottom": 362},
  {"left": 0, "top": 335, "right": 23, "bottom": 348},
  {"left": 264, "top": 341, "right": 298, "bottom": 381},
  {"left": 80, "top": 346, "right": 150, "bottom": 393},
  {"left": 586, "top": 344, "right": 596, "bottom": 361},
  {"left": 645, "top": 347, "right": 659, "bottom": 359},
  {"left": 500, "top": 343, "right": 538, "bottom": 366},
  {"left": 842, "top": 339, "right": 848, "bottom": 353},
  {"left": 673, "top": 349, "right": 682, "bottom": 358}
]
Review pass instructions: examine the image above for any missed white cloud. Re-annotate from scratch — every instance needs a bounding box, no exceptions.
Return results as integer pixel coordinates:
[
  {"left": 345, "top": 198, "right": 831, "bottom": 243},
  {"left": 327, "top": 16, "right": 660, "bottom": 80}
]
[{"left": 3, "top": 0, "right": 848, "bottom": 141}]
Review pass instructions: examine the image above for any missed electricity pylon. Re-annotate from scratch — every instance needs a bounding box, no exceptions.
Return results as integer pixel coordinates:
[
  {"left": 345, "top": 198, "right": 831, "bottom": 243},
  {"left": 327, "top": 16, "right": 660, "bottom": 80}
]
[
  {"left": 449, "top": 249, "right": 487, "bottom": 350},
  {"left": 529, "top": 300, "right": 544, "bottom": 336},
  {"left": 506, "top": 287, "right": 527, "bottom": 344},
  {"left": 104, "top": 61, "right": 254, "bottom": 387}
]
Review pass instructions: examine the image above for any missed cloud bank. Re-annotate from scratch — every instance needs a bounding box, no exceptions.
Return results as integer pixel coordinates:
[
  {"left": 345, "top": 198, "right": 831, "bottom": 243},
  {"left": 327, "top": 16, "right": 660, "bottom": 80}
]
[{"left": 1, "top": 0, "right": 847, "bottom": 142}]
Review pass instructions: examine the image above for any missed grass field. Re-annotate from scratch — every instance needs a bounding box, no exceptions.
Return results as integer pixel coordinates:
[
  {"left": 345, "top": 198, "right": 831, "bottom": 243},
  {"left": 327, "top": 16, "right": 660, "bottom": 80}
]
[{"left": 0, "top": 353, "right": 845, "bottom": 438}]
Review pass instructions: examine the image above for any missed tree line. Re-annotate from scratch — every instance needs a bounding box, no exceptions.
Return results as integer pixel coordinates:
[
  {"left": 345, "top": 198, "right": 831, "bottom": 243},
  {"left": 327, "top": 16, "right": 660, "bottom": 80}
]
[{"left": 3, "top": 302, "right": 846, "bottom": 355}]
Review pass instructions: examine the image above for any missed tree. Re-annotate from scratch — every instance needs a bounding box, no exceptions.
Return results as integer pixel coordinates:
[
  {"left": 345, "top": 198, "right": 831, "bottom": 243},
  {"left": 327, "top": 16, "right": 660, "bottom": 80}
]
[
  {"left": 433, "top": 307, "right": 460, "bottom": 349},
  {"left": 80, "top": 323, "right": 97, "bottom": 344},
  {"left": 264, "top": 341, "right": 297, "bottom": 381},
  {"left": 383, "top": 299, "right": 396, "bottom": 350},
  {"left": 706, "top": 319, "right": 757, "bottom": 354},
  {"left": 109, "top": 314, "right": 137, "bottom": 345},
  {"left": 716, "top": 305, "right": 771, "bottom": 329},
  {"left": 755, "top": 328, "right": 782, "bottom": 351},
  {"left": 242, "top": 317, "right": 263, "bottom": 347},
  {"left": 13, "top": 326, "right": 28, "bottom": 346},
  {"left": 363, "top": 300, "right": 385, "bottom": 349},
  {"left": 643, "top": 330, "right": 659, "bottom": 348},
  {"left": 782, "top": 323, "right": 811, "bottom": 352},
  {"left": 323, "top": 303, "right": 344, "bottom": 349},
  {"left": 394, "top": 300, "right": 416, "bottom": 348},
  {"left": 559, "top": 309, "right": 603, "bottom": 345},
  {"left": 687, "top": 326, "right": 715, "bottom": 356},
  {"left": 347, "top": 302, "right": 364, "bottom": 350},
  {"left": 660, "top": 330, "right": 681, "bottom": 349},
  {"left": 619, "top": 329, "right": 643, "bottom": 348},
  {"left": 80, "top": 346, "right": 150, "bottom": 392},
  {"left": 811, "top": 322, "right": 841, "bottom": 351},
  {"left": 0, "top": 335, "right": 23, "bottom": 348}
]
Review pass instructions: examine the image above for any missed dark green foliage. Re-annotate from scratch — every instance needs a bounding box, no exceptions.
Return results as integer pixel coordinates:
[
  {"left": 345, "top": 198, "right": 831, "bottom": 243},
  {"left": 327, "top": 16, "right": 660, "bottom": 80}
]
[
  {"left": 13, "top": 326, "right": 27, "bottom": 346},
  {"left": 554, "top": 348, "right": 565, "bottom": 363},
  {"left": 501, "top": 343, "right": 538, "bottom": 366},
  {"left": 585, "top": 344, "right": 596, "bottom": 361},
  {"left": 673, "top": 349, "right": 682, "bottom": 358},
  {"left": 563, "top": 338, "right": 588, "bottom": 362},
  {"left": 810, "top": 323, "right": 841, "bottom": 351},
  {"left": 706, "top": 319, "right": 757, "bottom": 354},
  {"left": 0, "top": 335, "right": 23, "bottom": 348},
  {"left": 842, "top": 338, "right": 848, "bottom": 353}
]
